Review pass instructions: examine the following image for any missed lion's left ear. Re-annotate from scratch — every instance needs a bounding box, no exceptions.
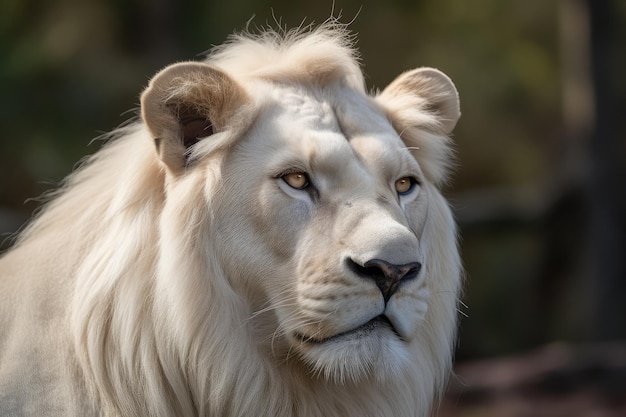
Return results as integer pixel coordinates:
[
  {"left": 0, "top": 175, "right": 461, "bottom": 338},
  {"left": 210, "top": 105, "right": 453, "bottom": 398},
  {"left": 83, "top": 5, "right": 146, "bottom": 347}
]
[
  {"left": 141, "top": 62, "right": 248, "bottom": 173},
  {"left": 376, "top": 67, "right": 460, "bottom": 185}
]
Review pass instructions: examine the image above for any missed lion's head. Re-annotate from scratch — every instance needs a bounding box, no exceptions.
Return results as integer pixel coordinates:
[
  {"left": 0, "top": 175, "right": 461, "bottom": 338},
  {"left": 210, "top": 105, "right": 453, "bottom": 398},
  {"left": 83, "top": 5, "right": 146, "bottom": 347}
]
[
  {"left": 2, "top": 24, "right": 461, "bottom": 417},
  {"left": 136, "top": 25, "right": 461, "bottom": 415}
]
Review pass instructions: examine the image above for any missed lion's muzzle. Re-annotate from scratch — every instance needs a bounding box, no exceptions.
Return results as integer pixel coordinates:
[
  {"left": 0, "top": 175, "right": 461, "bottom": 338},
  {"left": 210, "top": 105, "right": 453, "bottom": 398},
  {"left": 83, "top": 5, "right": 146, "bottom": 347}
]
[{"left": 346, "top": 258, "right": 422, "bottom": 303}]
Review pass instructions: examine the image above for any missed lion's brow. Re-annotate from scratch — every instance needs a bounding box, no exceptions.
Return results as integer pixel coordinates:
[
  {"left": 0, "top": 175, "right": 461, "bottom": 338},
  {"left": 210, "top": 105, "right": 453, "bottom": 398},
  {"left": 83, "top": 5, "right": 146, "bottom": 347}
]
[{"left": 332, "top": 105, "right": 352, "bottom": 142}]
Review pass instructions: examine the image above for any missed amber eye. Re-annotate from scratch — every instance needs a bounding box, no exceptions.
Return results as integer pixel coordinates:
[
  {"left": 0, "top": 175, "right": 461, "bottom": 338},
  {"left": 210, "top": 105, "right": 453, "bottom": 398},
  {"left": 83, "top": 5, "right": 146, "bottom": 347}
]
[
  {"left": 395, "top": 177, "right": 416, "bottom": 195},
  {"left": 282, "top": 172, "right": 310, "bottom": 190}
]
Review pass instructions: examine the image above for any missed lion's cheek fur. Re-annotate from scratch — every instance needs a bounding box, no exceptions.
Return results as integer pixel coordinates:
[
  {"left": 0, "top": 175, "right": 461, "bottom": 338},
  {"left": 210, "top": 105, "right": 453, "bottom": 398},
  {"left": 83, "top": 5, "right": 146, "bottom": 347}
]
[{"left": 210, "top": 178, "right": 304, "bottom": 301}]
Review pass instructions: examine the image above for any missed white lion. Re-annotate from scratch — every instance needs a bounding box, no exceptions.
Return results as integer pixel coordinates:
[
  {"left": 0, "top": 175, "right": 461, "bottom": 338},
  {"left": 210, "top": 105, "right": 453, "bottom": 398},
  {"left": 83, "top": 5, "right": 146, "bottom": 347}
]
[{"left": 0, "top": 23, "right": 462, "bottom": 417}]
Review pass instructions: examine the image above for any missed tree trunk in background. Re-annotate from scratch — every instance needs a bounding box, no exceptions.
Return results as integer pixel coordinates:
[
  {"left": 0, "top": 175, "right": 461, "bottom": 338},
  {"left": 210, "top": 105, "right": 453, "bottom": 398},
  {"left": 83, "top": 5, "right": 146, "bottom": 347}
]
[{"left": 586, "top": 0, "right": 626, "bottom": 340}]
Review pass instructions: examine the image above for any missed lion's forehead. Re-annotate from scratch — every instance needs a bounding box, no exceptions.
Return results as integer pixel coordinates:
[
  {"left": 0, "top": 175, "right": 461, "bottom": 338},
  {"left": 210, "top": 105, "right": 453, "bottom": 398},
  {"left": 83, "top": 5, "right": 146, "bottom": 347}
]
[
  {"left": 265, "top": 84, "right": 409, "bottom": 173},
  {"left": 276, "top": 88, "right": 340, "bottom": 131},
  {"left": 268, "top": 84, "right": 392, "bottom": 136}
]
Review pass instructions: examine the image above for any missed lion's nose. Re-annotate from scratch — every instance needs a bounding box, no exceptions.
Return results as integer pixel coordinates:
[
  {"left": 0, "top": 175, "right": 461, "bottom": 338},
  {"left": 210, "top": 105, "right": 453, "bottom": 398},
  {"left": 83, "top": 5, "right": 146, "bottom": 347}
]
[{"left": 347, "top": 258, "right": 422, "bottom": 303}]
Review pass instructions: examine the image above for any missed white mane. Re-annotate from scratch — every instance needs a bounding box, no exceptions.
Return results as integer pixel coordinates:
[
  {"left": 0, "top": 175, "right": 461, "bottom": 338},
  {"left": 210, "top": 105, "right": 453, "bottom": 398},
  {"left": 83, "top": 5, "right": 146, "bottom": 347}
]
[
  {"left": 208, "top": 24, "right": 364, "bottom": 89},
  {"left": 2, "top": 23, "right": 462, "bottom": 417}
]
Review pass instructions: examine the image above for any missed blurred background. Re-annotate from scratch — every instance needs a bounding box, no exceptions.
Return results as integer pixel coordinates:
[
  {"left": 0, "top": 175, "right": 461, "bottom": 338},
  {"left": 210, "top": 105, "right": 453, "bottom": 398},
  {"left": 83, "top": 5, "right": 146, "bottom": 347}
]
[{"left": 1, "top": 0, "right": 625, "bottom": 415}]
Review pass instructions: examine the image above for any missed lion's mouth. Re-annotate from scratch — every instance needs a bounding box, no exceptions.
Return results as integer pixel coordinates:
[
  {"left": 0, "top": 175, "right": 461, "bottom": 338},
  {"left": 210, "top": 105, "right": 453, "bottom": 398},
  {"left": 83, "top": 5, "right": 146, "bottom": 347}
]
[{"left": 293, "top": 315, "right": 403, "bottom": 345}]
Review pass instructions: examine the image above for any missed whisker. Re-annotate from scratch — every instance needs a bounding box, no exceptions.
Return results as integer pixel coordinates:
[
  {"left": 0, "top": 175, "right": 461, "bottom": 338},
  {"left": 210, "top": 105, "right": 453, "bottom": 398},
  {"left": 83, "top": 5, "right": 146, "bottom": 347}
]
[
  {"left": 244, "top": 288, "right": 296, "bottom": 323},
  {"left": 247, "top": 299, "right": 299, "bottom": 321}
]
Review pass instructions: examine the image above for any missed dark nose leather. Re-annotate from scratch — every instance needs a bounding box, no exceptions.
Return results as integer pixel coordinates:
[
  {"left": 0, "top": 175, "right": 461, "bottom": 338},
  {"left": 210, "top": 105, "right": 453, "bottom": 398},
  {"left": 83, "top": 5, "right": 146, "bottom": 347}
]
[{"left": 347, "top": 258, "right": 422, "bottom": 303}]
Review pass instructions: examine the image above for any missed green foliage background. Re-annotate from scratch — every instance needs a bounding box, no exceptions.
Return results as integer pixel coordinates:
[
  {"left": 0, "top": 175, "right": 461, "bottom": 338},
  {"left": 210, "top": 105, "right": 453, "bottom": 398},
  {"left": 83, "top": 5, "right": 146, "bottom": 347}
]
[{"left": 1, "top": 0, "right": 625, "bottom": 360}]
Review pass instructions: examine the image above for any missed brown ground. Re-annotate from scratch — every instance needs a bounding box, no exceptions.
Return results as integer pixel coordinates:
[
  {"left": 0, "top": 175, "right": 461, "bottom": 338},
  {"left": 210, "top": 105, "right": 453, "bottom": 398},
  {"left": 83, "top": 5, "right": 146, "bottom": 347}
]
[{"left": 437, "top": 342, "right": 626, "bottom": 417}]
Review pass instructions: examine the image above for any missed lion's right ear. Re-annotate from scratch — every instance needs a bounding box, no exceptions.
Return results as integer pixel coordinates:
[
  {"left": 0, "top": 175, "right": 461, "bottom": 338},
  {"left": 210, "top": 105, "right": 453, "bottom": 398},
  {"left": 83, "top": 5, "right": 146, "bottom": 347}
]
[{"left": 140, "top": 62, "right": 247, "bottom": 173}]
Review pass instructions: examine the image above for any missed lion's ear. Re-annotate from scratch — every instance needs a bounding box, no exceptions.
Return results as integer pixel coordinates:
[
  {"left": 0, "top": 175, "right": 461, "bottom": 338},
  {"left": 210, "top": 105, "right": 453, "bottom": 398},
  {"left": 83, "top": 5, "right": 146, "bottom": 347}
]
[
  {"left": 141, "top": 62, "right": 247, "bottom": 172},
  {"left": 376, "top": 68, "right": 460, "bottom": 186},
  {"left": 377, "top": 67, "right": 460, "bottom": 135}
]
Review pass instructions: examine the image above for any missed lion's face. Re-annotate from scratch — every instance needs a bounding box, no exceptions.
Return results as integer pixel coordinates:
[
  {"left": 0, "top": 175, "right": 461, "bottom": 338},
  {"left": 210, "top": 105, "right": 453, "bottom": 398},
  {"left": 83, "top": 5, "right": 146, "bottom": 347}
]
[
  {"left": 141, "top": 58, "right": 461, "bottom": 386},
  {"left": 210, "top": 84, "right": 439, "bottom": 381}
]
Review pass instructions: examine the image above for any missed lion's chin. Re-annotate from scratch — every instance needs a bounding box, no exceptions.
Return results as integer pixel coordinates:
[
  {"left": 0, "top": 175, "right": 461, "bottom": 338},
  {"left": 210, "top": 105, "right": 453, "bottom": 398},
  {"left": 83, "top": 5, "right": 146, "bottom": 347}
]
[{"left": 291, "top": 317, "right": 413, "bottom": 384}]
